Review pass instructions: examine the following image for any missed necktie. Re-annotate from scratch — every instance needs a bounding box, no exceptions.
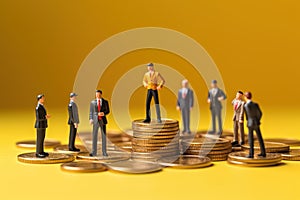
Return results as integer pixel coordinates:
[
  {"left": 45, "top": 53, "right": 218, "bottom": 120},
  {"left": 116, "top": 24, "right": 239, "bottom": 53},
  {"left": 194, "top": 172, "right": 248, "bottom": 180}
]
[
  {"left": 98, "top": 99, "right": 102, "bottom": 120},
  {"left": 182, "top": 90, "right": 187, "bottom": 99},
  {"left": 234, "top": 101, "right": 239, "bottom": 110}
]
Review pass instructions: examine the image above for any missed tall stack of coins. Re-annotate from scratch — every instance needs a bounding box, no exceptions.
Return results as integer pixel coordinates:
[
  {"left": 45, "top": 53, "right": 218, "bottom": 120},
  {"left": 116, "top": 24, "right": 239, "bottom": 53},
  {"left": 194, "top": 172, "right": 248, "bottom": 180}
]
[
  {"left": 182, "top": 137, "right": 232, "bottom": 161},
  {"left": 131, "top": 119, "right": 180, "bottom": 160}
]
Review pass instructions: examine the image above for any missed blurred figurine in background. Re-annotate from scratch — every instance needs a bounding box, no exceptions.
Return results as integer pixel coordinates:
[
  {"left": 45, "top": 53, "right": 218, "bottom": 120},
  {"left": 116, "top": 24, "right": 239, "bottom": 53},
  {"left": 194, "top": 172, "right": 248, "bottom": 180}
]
[
  {"left": 177, "top": 79, "right": 194, "bottom": 134},
  {"left": 34, "top": 94, "right": 51, "bottom": 158},
  {"left": 68, "top": 93, "right": 80, "bottom": 152},
  {"left": 207, "top": 80, "right": 227, "bottom": 135},
  {"left": 89, "top": 90, "right": 110, "bottom": 157},
  {"left": 231, "top": 91, "right": 245, "bottom": 147},
  {"left": 244, "top": 92, "right": 266, "bottom": 158},
  {"left": 143, "top": 63, "right": 165, "bottom": 123}
]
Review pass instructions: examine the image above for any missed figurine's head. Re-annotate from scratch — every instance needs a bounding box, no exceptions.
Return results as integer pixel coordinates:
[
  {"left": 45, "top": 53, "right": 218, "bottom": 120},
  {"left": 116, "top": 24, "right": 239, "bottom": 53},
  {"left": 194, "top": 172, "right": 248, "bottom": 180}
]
[
  {"left": 182, "top": 79, "right": 189, "bottom": 88},
  {"left": 37, "top": 94, "right": 45, "bottom": 103},
  {"left": 211, "top": 80, "right": 218, "bottom": 88},
  {"left": 244, "top": 92, "right": 252, "bottom": 101},
  {"left": 147, "top": 63, "right": 154, "bottom": 71},
  {"left": 95, "top": 90, "right": 102, "bottom": 99},
  {"left": 236, "top": 91, "right": 244, "bottom": 99},
  {"left": 70, "top": 93, "right": 78, "bottom": 100}
]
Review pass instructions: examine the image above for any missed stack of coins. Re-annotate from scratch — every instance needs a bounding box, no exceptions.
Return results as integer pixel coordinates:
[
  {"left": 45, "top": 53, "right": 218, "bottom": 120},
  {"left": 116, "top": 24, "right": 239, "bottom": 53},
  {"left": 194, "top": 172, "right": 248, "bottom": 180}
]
[
  {"left": 182, "top": 137, "right": 232, "bottom": 161},
  {"left": 131, "top": 119, "right": 180, "bottom": 160},
  {"left": 241, "top": 141, "right": 290, "bottom": 153},
  {"left": 228, "top": 152, "right": 282, "bottom": 167}
]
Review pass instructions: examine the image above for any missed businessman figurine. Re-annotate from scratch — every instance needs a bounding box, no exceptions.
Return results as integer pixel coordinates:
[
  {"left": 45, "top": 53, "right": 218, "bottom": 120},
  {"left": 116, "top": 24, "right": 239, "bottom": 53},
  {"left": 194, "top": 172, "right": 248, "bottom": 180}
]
[
  {"left": 68, "top": 93, "right": 80, "bottom": 152},
  {"left": 177, "top": 79, "right": 194, "bottom": 134},
  {"left": 244, "top": 92, "right": 266, "bottom": 158},
  {"left": 207, "top": 80, "right": 227, "bottom": 135},
  {"left": 143, "top": 63, "right": 165, "bottom": 123},
  {"left": 34, "top": 94, "right": 51, "bottom": 158},
  {"left": 231, "top": 91, "right": 245, "bottom": 147},
  {"left": 89, "top": 90, "right": 110, "bottom": 157}
]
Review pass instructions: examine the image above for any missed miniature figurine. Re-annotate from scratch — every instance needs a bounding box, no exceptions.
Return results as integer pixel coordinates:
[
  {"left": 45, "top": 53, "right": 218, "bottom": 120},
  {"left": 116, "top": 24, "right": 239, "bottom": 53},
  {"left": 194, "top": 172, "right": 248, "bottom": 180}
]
[
  {"left": 89, "top": 90, "right": 110, "bottom": 157},
  {"left": 177, "top": 79, "right": 194, "bottom": 134},
  {"left": 34, "top": 94, "right": 51, "bottom": 158},
  {"left": 143, "top": 63, "right": 165, "bottom": 123},
  {"left": 244, "top": 92, "right": 266, "bottom": 158},
  {"left": 231, "top": 91, "right": 245, "bottom": 147},
  {"left": 207, "top": 80, "right": 227, "bottom": 135},
  {"left": 68, "top": 93, "right": 80, "bottom": 152}
]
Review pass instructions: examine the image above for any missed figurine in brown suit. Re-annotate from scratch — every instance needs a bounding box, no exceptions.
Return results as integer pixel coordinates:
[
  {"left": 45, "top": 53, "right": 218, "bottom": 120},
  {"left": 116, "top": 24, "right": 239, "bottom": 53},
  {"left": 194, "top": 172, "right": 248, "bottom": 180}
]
[{"left": 231, "top": 91, "right": 245, "bottom": 147}]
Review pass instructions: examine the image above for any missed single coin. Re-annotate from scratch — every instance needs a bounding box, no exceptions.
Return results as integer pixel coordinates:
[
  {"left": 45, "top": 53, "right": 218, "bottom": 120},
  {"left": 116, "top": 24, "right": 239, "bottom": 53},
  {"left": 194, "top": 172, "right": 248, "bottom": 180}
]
[
  {"left": 61, "top": 162, "right": 107, "bottom": 173},
  {"left": 227, "top": 158, "right": 281, "bottom": 167},
  {"left": 241, "top": 142, "right": 290, "bottom": 153},
  {"left": 281, "top": 149, "right": 300, "bottom": 161},
  {"left": 198, "top": 148, "right": 232, "bottom": 155},
  {"left": 106, "top": 159, "right": 163, "bottom": 174},
  {"left": 76, "top": 152, "right": 130, "bottom": 163},
  {"left": 53, "top": 144, "right": 88, "bottom": 154},
  {"left": 206, "top": 154, "right": 229, "bottom": 161},
  {"left": 228, "top": 152, "right": 282, "bottom": 163},
  {"left": 17, "top": 152, "right": 74, "bottom": 164},
  {"left": 16, "top": 139, "right": 61, "bottom": 149},
  {"left": 157, "top": 155, "right": 212, "bottom": 169},
  {"left": 264, "top": 138, "right": 300, "bottom": 147}
]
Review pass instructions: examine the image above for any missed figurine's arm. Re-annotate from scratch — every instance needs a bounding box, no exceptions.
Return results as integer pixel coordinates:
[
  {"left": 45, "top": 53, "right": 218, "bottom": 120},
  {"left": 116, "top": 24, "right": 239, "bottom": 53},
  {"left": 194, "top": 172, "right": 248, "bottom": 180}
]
[
  {"left": 207, "top": 91, "right": 211, "bottom": 103},
  {"left": 72, "top": 104, "right": 79, "bottom": 126},
  {"left": 176, "top": 91, "right": 181, "bottom": 110},
  {"left": 143, "top": 74, "right": 148, "bottom": 88},
  {"left": 89, "top": 102, "right": 94, "bottom": 124},
  {"left": 218, "top": 90, "right": 227, "bottom": 101},
  {"left": 190, "top": 90, "right": 194, "bottom": 109},
  {"left": 157, "top": 73, "right": 165, "bottom": 88},
  {"left": 103, "top": 100, "right": 110, "bottom": 115},
  {"left": 256, "top": 103, "right": 262, "bottom": 121},
  {"left": 239, "top": 102, "right": 245, "bottom": 122}
]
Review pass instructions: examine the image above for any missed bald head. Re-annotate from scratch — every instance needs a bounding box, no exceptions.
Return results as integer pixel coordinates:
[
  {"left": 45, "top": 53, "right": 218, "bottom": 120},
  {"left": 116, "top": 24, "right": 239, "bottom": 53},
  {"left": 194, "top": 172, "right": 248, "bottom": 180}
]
[{"left": 182, "top": 79, "right": 189, "bottom": 88}]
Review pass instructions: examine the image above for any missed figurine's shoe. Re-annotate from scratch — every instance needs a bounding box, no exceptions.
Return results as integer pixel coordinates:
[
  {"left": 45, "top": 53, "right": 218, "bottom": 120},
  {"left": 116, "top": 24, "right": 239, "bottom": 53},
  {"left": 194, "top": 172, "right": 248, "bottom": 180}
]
[
  {"left": 157, "top": 119, "right": 162, "bottom": 123},
  {"left": 246, "top": 155, "right": 254, "bottom": 158},
  {"left": 89, "top": 153, "right": 95, "bottom": 157},
  {"left": 42, "top": 152, "right": 49, "bottom": 157},
  {"left": 143, "top": 119, "right": 151, "bottom": 123},
  {"left": 208, "top": 131, "right": 215, "bottom": 134},
  {"left": 103, "top": 153, "right": 108, "bottom": 157},
  {"left": 231, "top": 141, "right": 240, "bottom": 147},
  {"left": 69, "top": 147, "right": 80, "bottom": 152},
  {"left": 240, "top": 141, "right": 245, "bottom": 146},
  {"left": 257, "top": 153, "right": 266, "bottom": 157},
  {"left": 36, "top": 153, "right": 47, "bottom": 158}
]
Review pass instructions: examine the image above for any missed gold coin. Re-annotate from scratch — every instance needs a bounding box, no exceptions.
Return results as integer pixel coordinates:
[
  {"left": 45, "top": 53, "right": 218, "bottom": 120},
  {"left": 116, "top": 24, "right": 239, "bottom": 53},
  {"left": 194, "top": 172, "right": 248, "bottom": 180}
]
[
  {"left": 207, "top": 154, "right": 228, "bottom": 161},
  {"left": 183, "top": 143, "right": 232, "bottom": 151},
  {"left": 133, "top": 130, "right": 179, "bottom": 137},
  {"left": 227, "top": 158, "right": 281, "bottom": 167},
  {"left": 16, "top": 139, "right": 61, "bottom": 149},
  {"left": 281, "top": 149, "right": 300, "bottom": 161},
  {"left": 132, "top": 138, "right": 177, "bottom": 145},
  {"left": 17, "top": 152, "right": 74, "bottom": 164},
  {"left": 132, "top": 119, "right": 178, "bottom": 126},
  {"left": 241, "top": 142, "right": 290, "bottom": 153},
  {"left": 228, "top": 152, "right": 282, "bottom": 163},
  {"left": 133, "top": 134, "right": 179, "bottom": 139},
  {"left": 264, "top": 138, "right": 300, "bottom": 147},
  {"left": 184, "top": 148, "right": 232, "bottom": 155},
  {"left": 76, "top": 152, "right": 130, "bottom": 163},
  {"left": 61, "top": 161, "right": 107, "bottom": 173},
  {"left": 158, "top": 155, "right": 212, "bottom": 169},
  {"left": 53, "top": 144, "right": 88, "bottom": 154},
  {"left": 182, "top": 137, "right": 230, "bottom": 146},
  {"left": 133, "top": 127, "right": 179, "bottom": 133},
  {"left": 132, "top": 146, "right": 179, "bottom": 153}
]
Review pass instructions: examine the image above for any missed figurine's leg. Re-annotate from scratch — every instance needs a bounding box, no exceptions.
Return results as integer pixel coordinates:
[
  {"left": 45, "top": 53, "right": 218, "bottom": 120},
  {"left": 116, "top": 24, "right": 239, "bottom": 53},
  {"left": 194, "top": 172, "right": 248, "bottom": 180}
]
[
  {"left": 36, "top": 128, "right": 45, "bottom": 154},
  {"left": 101, "top": 122, "right": 107, "bottom": 156},
  {"left": 153, "top": 90, "right": 161, "bottom": 121},
  {"left": 217, "top": 109, "right": 222, "bottom": 134},
  {"left": 211, "top": 109, "right": 216, "bottom": 133},
  {"left": 233, "top": 120, "right": 239, "bottom": 142},
  {"left": 248, "top": 128, "right": 254, "bottom": 157},
  {"left": 186, "top": 108, "right": 191, "bottom": 133},
  {"left": 239, "top": 122, "right": 245, "bottom": 145},
  {"left": 181, "top": 108, "right": 187, "bottom": 133},
  {"left": 68, "top": 124, "right": 76, "bottom": 149},
  {"left": 145, "top": 89, "right": 152, "bottom": 121},
  {"left": 91, "top": 123, "right": 99, "bottom": 156},
  {"left": 255, "top": 127, "right": 266, "bottom": 156}
]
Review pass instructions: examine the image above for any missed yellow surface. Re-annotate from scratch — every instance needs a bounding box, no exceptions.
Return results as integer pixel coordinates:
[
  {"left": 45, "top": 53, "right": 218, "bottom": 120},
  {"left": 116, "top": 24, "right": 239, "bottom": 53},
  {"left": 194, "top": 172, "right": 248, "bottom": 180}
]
[{"left": 1, "top": 0, "right": 300, "bottom": 200}]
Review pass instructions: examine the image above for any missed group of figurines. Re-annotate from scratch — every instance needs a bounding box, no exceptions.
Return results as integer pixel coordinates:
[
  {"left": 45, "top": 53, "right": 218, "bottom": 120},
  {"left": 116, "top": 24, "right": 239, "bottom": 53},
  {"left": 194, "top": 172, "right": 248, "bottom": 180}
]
[{"left": 34, "top": 63, "right": 266, "bottom": 159}]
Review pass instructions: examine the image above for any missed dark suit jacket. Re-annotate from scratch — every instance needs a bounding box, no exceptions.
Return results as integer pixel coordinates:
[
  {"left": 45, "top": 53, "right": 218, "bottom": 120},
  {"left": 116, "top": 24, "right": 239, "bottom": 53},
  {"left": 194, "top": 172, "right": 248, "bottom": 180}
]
[
  {"left": 35, "top": 103, "right": 48, "bottom": 128},
  {"left": 68, "top": 101, "right": 79, "bottom": 125},
  {"left": 208, "top": 88, "right": 227, "bottom": 110},
  {"left": 244, "top": 101, "right": 262, "bottom": 128},
  {"left": 89, "top": 98, "right": 110, "bottom": 124},
  {"left": 177, "top": 88, "right": 194, "bottom": 109}
]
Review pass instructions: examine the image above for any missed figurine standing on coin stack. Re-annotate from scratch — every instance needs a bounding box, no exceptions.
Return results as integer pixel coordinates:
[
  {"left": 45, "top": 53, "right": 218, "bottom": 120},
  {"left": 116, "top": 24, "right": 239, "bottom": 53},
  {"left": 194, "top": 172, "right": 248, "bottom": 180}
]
[
  {"left": 143, "top": 63, "right": 165, "bottom": 123},
  {"left": 231, "top": 91, "right": 245, "bottom": 147},
  {"left": 68, "top": 93, "right": 80, "bottom": 152},
  {"left": 89, "top": 90, "right": 110, "bottom": 157},
  {"left": 207, "top": 80, "right": 227, "bottom": 135},
  {"left": 35, "top": 94, "right": 51, "bottom": 158},
  {"left": 177, "top": 79, "right": 194, "bottom": 134},
  {"left": 244, "top": 92, "right": 266, "bottom": 158}
]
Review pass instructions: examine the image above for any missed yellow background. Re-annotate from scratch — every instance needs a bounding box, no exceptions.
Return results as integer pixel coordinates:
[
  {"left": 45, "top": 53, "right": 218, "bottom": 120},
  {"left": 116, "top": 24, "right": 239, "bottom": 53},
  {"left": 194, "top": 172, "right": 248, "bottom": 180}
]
[{"left": 1, "top": 0, "right": 300, "bottom": 200}]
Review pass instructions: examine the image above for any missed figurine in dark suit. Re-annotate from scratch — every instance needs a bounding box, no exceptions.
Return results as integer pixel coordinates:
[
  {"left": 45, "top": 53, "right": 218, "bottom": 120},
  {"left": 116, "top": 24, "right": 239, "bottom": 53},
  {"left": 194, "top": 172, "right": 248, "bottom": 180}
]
[
  {"left": 68, "top": 93, "right": 80, "bottom": 152},
  {"left": 34, "top": 94, "right": 51, "bottom": 158},
  {"left": 89, "top": 90, "right": 110, "bottom": 156},
  {"left": 207, "top": 80, "right": 227, "bottom": 135},
  {"left": 177, "top": 80, "right": 194, "bottom": 134},
  {"left": 231, "top": 91, "right": 245, "bottom": 147},
  {"left": 244, "top": 92, "right": 266, "bottom": 158}
]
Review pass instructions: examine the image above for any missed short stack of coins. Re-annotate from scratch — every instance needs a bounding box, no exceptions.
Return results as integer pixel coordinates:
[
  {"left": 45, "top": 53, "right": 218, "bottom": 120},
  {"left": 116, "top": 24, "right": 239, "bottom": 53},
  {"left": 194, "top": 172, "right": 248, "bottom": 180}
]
[
  {"left": 131, "top": 119, "right": 180, "bottom": 160},
  {"left": 182, "top": 137, "right": 232, "bottom": 161}
]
